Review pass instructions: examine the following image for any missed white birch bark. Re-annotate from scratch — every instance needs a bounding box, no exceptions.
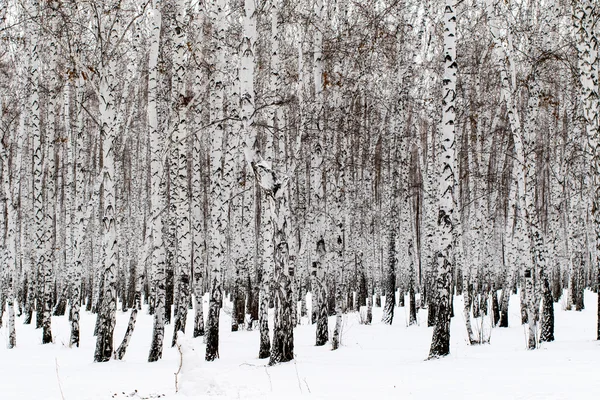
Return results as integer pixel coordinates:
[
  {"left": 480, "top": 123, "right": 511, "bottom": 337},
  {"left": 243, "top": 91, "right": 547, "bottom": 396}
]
[
  {"left": 94, "top": 29, "right": 119, "bottom": 362},
  {"left": 58, "top": 73, "right": 73, "bottom": 319},
  {"left": 70, "top": 75, "right": 86, "bottom": 347},
  {"left": 171, "top": 0, "right": 191, "bottom": 347},
  {"left": 148, "top": 3, "right": 167, "bottom": 363},
  {"left": 250, "top": 154, "right": 294, "bottom": 364},
  {"left": 311, "top": 0, "right": 328, "bottom": 346},
  {"left": 42, "top": 9, "right": 59, "bottom": 343},
  {"left": 429, "top": 0, "right": 457, "bottom": 358},
  {"left": 205, "top": 0, "right": 226, "bottom": 362},
  {"left": 573, "top": 0, "right": 600, "bottom": 339},
  {"left": 2, "top": 124, "right": 22, "bottom": 349},
  {"left": 240, "top": 0, "right": 257, "bottom": 331},
  {"left": 225, "top": 55, "right": 241, "bottom": 332},
  {"left": 191, "top": 1, "right": 206, "bottom": 338}
]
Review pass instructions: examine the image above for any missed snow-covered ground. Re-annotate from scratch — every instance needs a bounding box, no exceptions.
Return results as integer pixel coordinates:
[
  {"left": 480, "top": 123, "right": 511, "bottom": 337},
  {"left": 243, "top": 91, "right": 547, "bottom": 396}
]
[{"left": 1, "top": 291, "right": 599, "bottom": 400}]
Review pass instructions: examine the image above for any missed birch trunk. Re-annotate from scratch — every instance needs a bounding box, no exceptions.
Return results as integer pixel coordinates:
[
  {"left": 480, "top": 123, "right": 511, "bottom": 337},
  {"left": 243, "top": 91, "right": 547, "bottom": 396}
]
[
  {"left": 429, "top": 0, "right": 457, "bottom": 358},
  {"left": 573, "top": 0, "right": 600, "bottom": 339},
  {"left": 205, "top": 0, "right": 226, "bottom": 362},
  {"left": 69, "top": 74, "right": 85, "bottom": 347},
  {"left": 240, "top": 0, "right": 257, "bottom": 331},
  {"left": 382, "top": 229, "right": 396, "bottom": 325},
  {"left": 250, "top": 155, "right": 294, "bottom": 364},
  {"left": 2, "top": 127, "right": 21, "bottom": 348},
  {"left": 171, "top": 0, "right": 191, "bottom": 347},
  {"left": 148, "top": 4, "right": 167, "bottom": 362},
  {"left": 94, "top": 51, "right": 119, "bottom": 362},
  {"left": 41, "top": 9, "right": 60, "bottom": 343},
  {"left": 190, "top": 1, "right": 206, "bottom": 338}
]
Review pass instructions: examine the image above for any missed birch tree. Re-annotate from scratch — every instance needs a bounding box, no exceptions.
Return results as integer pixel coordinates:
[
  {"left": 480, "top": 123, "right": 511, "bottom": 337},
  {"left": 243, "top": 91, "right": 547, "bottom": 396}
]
[
  {"left": 148, "top": 1, "right": 167, "bottom": 363},
  {"left": 251, "top": 154, "right": 294, "bottom": 365},
  {"left": 190, "top": 0, "right": 206, "bottom": 339},
  {"left": 205, "top": 0, "right": 227, "bottom": 362},
  {"left": 94, "top": 10, "right": 120, "bottom": 363},
  {"left": 171, "top": 0, "right": 191, "bottom": 347},
  {"left": 573, "top": 0, "right": 600, "bottom": 340},
  {"left": 429, "top": 0, "right": 457, "bottom": 358}
]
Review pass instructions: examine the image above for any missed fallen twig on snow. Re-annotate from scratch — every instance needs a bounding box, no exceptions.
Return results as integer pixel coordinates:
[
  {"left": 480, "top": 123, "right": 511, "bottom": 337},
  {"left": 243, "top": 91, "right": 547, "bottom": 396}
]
[
  {"left": 303, "top": 378, "right": 311, "bottom": 394},
  {"left": 174, "top": 341, "right": 183, "bottom": 393},
  {"left": 293, "top": 356, "right": 302, "bottom": 394},
  {"left": 264, "top": 366, "right": 272, "bottom": 392},
  {"left": 55, "top": 357, "right": 66, "bottom": 400}
]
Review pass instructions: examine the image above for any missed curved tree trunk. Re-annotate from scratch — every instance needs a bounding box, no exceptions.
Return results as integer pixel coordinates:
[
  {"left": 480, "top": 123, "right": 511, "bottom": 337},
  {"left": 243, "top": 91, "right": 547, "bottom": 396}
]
[{"left": 114, "top": 309, "right": 137, "bottom": 360}]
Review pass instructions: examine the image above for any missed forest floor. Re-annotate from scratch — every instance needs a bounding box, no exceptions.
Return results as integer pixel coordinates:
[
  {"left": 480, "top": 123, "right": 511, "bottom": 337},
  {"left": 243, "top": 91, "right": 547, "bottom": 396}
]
[{"left": 1, "top": 291, "right": 599, "bottom": 400}]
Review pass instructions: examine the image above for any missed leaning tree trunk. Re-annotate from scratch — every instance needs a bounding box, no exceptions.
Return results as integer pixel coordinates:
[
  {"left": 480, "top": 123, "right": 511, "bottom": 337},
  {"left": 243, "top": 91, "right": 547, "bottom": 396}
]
[
  {"left": 114, "top": 309, "right": 137, "bottom": 360},
  {"left": 115, "top": 235, "right": 150, "bottom": 359}
]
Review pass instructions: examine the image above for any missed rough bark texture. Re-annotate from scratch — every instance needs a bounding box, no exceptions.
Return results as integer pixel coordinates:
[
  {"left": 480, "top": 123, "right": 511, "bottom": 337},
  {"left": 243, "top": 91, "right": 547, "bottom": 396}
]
[
  {"left": 540, "top": 276, "right": 555, "bottom": 343},
  {"left": 258, "top": 274, "right": 271, "bottom": 358},
  {"left": 148, "top": 5, "right": 166, "bottom": 363},
  {"left": 382, "top": 229, "right": 396, "bottom": 325},
  {"left": 429, "top": 0, "right": 457, "bottom": 359},
  {"left": 250, "top": 155, "right": 294, "bottom": 365},
  {"left": 115, "top": 308, "right": 138, "bottom": 360},
  {"left": 171, "top": 0, "right": 191, "bottom": 348},
  {"left": 94, "top": 56, "right": 119, "bottom": 363},
  {"left": 314, "top": 239, "right": 329, "bottom": 346}
]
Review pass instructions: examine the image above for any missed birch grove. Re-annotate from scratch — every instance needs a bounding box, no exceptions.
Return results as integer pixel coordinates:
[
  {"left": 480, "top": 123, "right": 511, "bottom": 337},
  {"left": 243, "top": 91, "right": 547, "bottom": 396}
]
[{"left": 0, "top": 0, "right": 599, "bottom": 365}]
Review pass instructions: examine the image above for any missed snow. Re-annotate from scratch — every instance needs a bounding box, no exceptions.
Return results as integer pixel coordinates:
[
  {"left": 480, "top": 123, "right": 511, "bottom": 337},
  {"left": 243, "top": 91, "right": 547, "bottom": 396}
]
[{"left": 1, "top": 291, "right": 599, "bottom": 400}]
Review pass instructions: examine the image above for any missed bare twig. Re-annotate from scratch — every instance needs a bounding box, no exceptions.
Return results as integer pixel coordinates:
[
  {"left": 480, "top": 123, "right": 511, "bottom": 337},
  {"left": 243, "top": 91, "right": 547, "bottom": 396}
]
[
  {"left": 174, "top": 341, "right": 183, "bottom": 393},
  {"left": 239, "top": 362, "right": 261, "bottom": 368},
  {"left": 293, "top": 357, "right": 303, "bottom": 394},
  {"left": 264, "top": 366, "right": 273, "bottom": 392},
  {"left": 223, "top": 187, "right": 253, "bottom": 204},
  {"left": 303, "top": 378, "right": 311, "bottom": 394},
  {"left": 55, "top": 358, "right": 66, "bottom": 400}
]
